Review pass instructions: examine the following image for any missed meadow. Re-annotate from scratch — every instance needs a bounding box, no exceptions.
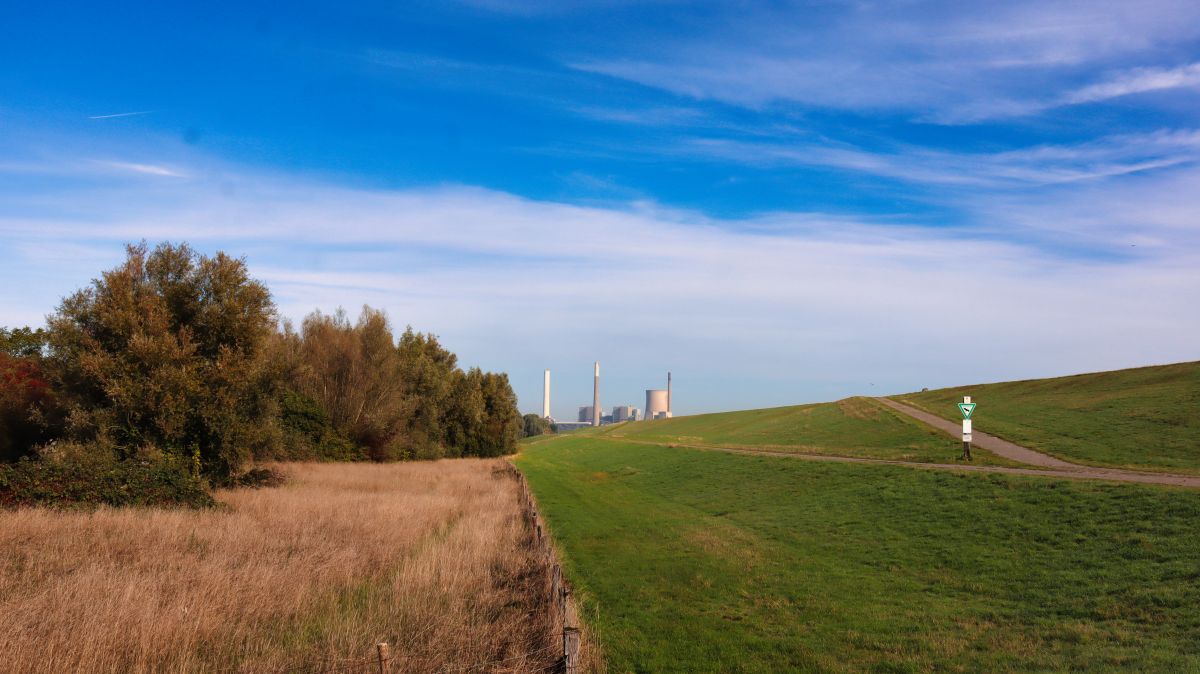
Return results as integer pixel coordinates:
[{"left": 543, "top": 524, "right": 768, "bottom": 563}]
[
  {"left": 892, "top": 361, "right": 1200, "bottom": 473},
  {"left": 594, "top": 396, "right": 1019, "bottom": 466},
  {"left": 519, "top": 436, "right": 1200, "bottom": 673},
  {"left": 0, "top": 460, "right": 561, "bottom": 674}
]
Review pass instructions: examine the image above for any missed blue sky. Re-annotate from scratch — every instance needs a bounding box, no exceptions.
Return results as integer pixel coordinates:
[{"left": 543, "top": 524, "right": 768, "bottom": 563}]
[{"left": 2, "top": 0, "right": 1198, "bottom": 417}]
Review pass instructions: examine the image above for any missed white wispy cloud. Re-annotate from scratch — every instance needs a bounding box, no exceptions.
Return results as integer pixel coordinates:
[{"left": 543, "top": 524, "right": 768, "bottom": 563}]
[
  {"left": 662, "top": 128, "right": 1200, "bottom": 190},
  {"left": 1062, "top": 62, "right": 1200, "bottom": 104},
  {"left": 87, "top": 110, "right": 155, "bottom": 120},
  {"left": 91, "top": 160, "right": 188, "bottom": 178},
  {"left": 1, "top": 157, "right": 1197, "bottom": 414},
  {"left": 567, "top": 0, "right": 1200, "bottom": 122}
]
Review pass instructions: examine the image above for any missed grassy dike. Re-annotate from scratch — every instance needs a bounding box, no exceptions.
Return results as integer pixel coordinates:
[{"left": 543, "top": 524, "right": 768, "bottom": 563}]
[
  {"left": 593, "top": 397, "right": 1021, "bottom": 467},
  {"left": 892, "top": 361, "right": 1200, "bottom": 474},
  {"left": 517, "top": 436, "right": 1200, "bottom": 673}
]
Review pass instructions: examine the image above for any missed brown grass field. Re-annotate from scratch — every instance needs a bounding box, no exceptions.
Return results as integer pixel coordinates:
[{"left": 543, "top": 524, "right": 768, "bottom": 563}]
[{"left": 0, "top": 460, "right": 584, "bottom": 674}]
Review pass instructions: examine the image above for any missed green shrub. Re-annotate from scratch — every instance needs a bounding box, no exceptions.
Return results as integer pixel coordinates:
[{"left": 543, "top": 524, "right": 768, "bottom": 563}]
[
  {"left": 275, "top": 389, "right": 365, "bottom": 461},
  {"left": 227, "top": 467, "right": 288, "bottom": 489},
  {"left": 0, "top": 443, "right": 215, "bottom": 509}
]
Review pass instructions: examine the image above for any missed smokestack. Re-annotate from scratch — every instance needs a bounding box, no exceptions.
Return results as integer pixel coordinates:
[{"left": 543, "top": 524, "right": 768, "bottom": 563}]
[
  {"left": 543, "top": 369, "right": 551, "bottom": 419},
  {"left": 667, "top": 371, "right": 672, "bottom": 415},
  {"left": 593, "top": 362, "right": 601, "bottom": 426}
]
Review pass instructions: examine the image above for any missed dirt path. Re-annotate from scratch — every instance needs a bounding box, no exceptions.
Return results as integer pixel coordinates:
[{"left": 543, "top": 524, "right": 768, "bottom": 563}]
[
  {"left": 876, "top": 398, "right": 1078, "bottom": 468},
  {"left": 870, "top": 397, "right": 1200, "bottom": 487}
]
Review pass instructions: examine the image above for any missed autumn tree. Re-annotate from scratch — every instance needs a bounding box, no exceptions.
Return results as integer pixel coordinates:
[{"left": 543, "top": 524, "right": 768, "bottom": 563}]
[
  {"left": 288, "top": 308, "right": 522, "bottom": 459},
  {"left": 0, "top": 326, "right": 48, "bottom": 358},
  {"left": 522, "top": 413, "right": 549, "bottom": 438},
  {"left": 443, "top": 367, "right": 486, "bottom": 456},
  {"left": 444, "top": 368, "right": 521, "bottom": 456},
  {"left": 288, "top": 308, "right": 409, "bottom": 459},
  {"left": 44, "top": 242, "right": 280, "bottom": 479},
  {"left": 479, "top": 371, "right": 521, "bottom": 455},
  {"left": 395, "top": 327, "right": 460, "bottom": 454}
]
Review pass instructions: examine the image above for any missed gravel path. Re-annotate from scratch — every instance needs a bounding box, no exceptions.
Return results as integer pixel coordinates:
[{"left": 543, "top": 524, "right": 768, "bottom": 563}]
[
  {"left": 870, "top": 397, "right": 1200, "bottom": 487},
  {"left": 876, "top": 398, "right": 1078, "bottom": 468}
]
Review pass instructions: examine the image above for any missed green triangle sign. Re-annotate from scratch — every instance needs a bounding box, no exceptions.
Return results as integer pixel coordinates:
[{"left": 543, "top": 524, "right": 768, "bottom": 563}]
[{"left": 958, "top": 402, "right": 976, "bottom": 419}]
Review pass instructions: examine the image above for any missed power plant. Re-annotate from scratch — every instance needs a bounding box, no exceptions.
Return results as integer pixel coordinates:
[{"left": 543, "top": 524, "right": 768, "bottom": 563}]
[{"left": 543, "top": 364, "right": 673, "bottom": 429}]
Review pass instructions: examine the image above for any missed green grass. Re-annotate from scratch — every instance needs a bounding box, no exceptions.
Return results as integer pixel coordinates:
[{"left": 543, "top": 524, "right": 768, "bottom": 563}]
[
  {"left": 593, "top": 396, "right": 1020, "bottom": 466},
  {"left": 518, "top": 436, "right": 1200, "bottom": 673},
  {"left": 891, "top": 361, "right": 1200, "bottom": 474}
]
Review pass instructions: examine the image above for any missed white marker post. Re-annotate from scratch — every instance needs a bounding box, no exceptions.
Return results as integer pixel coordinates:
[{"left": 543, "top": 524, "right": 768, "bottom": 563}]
[{"left": 958, "top": 396, "right": 976, "bottom": 461}]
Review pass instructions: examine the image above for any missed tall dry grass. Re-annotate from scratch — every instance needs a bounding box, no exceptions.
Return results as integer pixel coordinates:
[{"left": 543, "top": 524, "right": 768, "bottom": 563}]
[{"left": 0, "top": 460, "right": 564, "bottom": 673}]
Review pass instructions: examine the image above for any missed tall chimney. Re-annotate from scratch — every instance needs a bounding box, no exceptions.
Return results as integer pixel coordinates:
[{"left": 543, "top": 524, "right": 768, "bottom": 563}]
[
  {"left": 667, "top": 371, "right": 672, "bottom": 415},
  {"left": 593, "top": 362, "right": 601, "bottom": 426},
  {"left": 543, "top": 369, "right": 551, "bottom": 419}
]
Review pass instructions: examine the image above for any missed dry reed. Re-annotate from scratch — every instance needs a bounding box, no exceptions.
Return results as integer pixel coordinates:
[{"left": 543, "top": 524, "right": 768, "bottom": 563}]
[{"left": 0, "top": 460, "right": 562, "bottom": 673}]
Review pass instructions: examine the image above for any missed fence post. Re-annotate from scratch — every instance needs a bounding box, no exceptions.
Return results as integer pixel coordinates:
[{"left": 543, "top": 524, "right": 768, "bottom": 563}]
[
  {"left": 551, "top": 564, "right": 562, "bottom": 613},
  {"left": 562, "top": 627, "right": 581, "bottom": 674},
  {"left": 376, "top": 642, "right": 390, "bottom": 674},
  {"left": 561, "top": 585, "right": 572, "bottom": 627},
  {"left": 516, "top": 465, "right": 582, "bottom": 674}
]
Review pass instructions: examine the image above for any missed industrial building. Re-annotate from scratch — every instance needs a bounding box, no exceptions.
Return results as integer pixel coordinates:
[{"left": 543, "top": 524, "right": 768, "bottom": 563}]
[
  {"left": 612, "top": 405, "right": 636, "bottom": 422},
  {"left": 577, "top": 406, "right": 596, "bottom": 423}
]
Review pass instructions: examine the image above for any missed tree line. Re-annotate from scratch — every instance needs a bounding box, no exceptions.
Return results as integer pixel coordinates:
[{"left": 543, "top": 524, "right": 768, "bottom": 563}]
[{"left": 0, "top": 242, "right": 521, "bottom": 497}]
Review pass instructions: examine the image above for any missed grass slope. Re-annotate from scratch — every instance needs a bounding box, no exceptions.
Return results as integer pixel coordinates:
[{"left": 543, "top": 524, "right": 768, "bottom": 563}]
[
  {"left": 595, "top": 397, "right": 1019, "bottom": 466},
  {"left": 891, "top": 361, "right": 1200, "bottom": 474},
  {"left": 519, "top": 436, "right": 1200, "bottom": 673}
]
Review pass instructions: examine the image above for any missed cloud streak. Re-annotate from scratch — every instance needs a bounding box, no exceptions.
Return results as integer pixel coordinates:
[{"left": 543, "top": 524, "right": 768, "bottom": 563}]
[
  {"left": 626, "top": 128, "right": 1200, "bottom": 197},
  {"left": 87, "top": 110, "right": 155, "bottom": 120},
  {"left": 1063, "top": 61, "right": 1200, "bottom": 104},
  {"left": 91, "top": 160, "right": 188, "bottom": 178}
]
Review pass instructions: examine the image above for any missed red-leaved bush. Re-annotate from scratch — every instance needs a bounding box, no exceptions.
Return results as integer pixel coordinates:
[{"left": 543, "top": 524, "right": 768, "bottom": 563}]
[{"left": 0, "top": 353, "right": 58, "bottom": 461}]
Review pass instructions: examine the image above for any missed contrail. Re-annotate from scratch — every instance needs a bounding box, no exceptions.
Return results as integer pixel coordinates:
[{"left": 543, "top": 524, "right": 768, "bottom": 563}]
[{"left": 88, "top": 110, "right": 155, "bottom": 119}]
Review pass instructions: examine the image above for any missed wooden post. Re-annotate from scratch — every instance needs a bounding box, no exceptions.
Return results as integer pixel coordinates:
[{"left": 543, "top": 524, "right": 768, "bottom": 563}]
[
  {"left": 561, "top": 585, "right": 572, "bottom": 627},
  {"left": 562, "top": 627, "right": 581, "bottom": 674},
  {"left": 376, "top": 642, "right": 390, "bottom": 674},
  {"left": 551, "top": 564, "right": 562, "bottom": 611}
]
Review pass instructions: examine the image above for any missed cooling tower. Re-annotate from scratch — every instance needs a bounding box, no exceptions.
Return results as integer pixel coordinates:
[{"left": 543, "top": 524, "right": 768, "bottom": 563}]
[{"left": 645, "top": 389, "right": 669, "bottom": 420}]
